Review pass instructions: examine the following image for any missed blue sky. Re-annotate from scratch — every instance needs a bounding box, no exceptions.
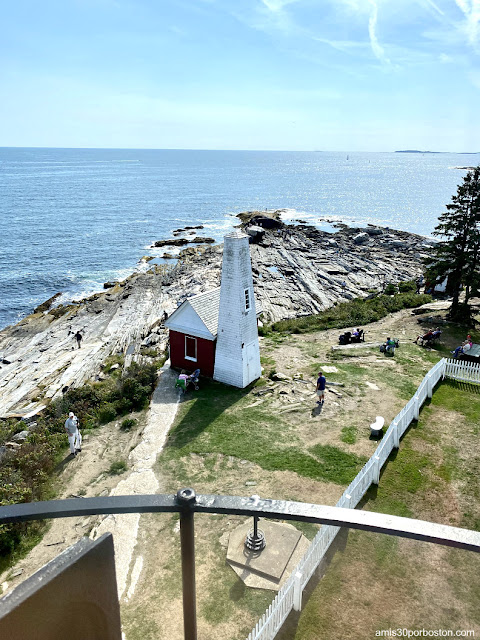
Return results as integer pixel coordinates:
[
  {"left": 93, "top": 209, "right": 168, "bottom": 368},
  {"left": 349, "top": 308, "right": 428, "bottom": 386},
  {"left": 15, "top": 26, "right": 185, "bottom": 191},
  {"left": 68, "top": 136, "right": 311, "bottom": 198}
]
[{"left": 0, "top": 0, "right": 479, "bottom": 151}]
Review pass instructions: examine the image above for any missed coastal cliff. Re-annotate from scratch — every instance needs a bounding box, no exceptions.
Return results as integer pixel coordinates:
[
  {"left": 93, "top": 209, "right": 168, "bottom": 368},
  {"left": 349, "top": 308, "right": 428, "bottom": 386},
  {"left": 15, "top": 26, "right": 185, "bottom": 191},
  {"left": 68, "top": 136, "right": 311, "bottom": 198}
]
[{"left": 0, "top": 218, "right": 432, "bottom": 418}]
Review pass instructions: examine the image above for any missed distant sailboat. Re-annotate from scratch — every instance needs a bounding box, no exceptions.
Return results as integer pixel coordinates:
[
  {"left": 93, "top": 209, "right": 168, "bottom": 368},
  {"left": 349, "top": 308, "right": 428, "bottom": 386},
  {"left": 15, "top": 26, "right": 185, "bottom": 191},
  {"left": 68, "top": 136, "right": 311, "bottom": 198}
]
[{"left": 346, "top": 155, "right": 349, "bottom": 160}]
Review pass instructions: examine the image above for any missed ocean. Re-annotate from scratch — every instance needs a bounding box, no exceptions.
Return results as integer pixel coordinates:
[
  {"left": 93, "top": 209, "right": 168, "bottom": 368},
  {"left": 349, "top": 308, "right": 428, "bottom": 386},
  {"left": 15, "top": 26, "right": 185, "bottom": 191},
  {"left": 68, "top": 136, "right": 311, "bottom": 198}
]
[{"left": 0, "top": 147, "right": 478, "bottom": 330}]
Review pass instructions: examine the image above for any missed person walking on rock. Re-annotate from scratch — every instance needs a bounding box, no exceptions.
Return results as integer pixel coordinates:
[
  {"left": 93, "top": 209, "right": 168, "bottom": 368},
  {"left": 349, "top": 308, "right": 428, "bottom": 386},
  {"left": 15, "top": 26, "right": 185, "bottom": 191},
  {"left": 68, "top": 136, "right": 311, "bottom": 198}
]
[
  {"left": 65, "top": 411, "right": 82, "bottom": 456},
  {"left": 74, "top": 330, "right": 83, "bottom": 349},
  {"left": 316, "top": 371, "right": 326, "bottom": 406}
]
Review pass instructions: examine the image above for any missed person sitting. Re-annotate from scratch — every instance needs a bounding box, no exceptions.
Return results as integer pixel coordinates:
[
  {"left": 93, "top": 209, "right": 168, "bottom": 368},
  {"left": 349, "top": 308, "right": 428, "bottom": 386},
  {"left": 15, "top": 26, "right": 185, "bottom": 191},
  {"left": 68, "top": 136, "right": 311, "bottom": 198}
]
[
  {"left": 385, "top": 337, "right": 397, "bottom": 354},
  {"left": 175, "top": 370, "right": 189, "bottom": 392},
  {"left": 414, "top": 328, "right": 434, "bottom": 345},
  {"left": 351, "top": 328, "right": 365, "bottom": 343},
  {"left": 452, "top": 340, "right": 472, "bottom": 358},
  {"left": 419, "top": 327, "right": 442, "bottom": 346},
  {"left": 424, "top": 328, "right": 442, "bottom": 346}
]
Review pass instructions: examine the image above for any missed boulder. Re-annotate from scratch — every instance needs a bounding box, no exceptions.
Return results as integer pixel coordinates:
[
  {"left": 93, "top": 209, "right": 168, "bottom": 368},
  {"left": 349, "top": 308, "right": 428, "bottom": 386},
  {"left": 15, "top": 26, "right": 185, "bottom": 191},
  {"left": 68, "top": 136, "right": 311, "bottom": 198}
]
[
  {"left": 5, "top": 441, "right": 21, "bottom": 450},
  {"left": 353, "top": 233, "right": 370, "bottom": 245},
  {"left": 103, "top": 281, "right": 116, "bottom": 289},
  {"left": 246, "top": 225, "right": 265, "bottom": 239},
  {"left": 153, "top": 238, "right": 189, "bottom": 248},
  {"left": 12, "top": 430, "right": 29, "bottom": 443},
  {"left": 365, "top": 227, "right": 383, "bottom": 236},
  {"left": 250, "top": 215, "right": 284, "bottom": 229},
  {"left": 271, "top": 372, "right": 291, "bottom": 381},
  {"left": 33, "top": 293, "right": 62, "bottom": 314},
  {"left": 190, "top": 237, "right": 215, "bottom": 244}
]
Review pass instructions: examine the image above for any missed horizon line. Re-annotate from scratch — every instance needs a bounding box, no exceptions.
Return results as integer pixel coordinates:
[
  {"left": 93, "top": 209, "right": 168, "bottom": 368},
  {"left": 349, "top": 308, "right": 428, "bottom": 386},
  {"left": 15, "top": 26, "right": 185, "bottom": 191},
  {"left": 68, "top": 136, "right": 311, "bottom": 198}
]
[{"left": 1, "top": 145, "right": 479, "bottom": 154}]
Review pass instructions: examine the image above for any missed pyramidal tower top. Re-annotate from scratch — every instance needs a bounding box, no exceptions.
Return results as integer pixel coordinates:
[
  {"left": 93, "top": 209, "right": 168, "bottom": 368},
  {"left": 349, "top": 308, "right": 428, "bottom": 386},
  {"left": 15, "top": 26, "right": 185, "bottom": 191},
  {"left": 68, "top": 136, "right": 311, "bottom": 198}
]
[{"left": 213, "top": 231, "right": 261, "bottom": 388}]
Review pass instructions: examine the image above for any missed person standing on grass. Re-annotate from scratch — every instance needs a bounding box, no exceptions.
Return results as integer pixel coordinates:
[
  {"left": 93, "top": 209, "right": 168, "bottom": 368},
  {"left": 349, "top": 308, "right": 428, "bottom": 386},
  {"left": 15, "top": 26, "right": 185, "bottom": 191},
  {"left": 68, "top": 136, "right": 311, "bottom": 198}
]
[
  {"left": 316, "top": 371, "right": 326, "bottom": 406},
  {"left": 65, "top": 411, "right": 82, "bottom": 457}
]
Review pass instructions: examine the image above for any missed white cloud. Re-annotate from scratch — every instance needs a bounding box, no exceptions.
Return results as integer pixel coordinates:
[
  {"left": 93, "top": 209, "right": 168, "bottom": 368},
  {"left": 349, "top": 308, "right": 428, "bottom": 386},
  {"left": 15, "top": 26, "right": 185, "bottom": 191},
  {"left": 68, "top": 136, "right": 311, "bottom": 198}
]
[
  {"left": 422, "top": 0, "right": 445, "bottom": 16},
  {"left": 368, "top": 0, "right": 391, "bottom": 64},
  {"left": 261, "top": 0, "right": 299, "bottom": 11},
  {"left": 454, "top": 0, "right": 480, "bottom": 48}
]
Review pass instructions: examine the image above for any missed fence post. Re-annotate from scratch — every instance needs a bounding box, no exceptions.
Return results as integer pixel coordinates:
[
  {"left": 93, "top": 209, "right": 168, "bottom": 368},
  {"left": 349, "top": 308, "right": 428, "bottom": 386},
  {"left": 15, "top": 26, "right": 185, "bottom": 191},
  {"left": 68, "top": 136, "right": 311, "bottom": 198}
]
[
  {"left": 373, "top": 456, "right": 381, "bottom": 485},
  {"left": 293, "top": 571, "right": 303, "bottom": 611},
  {"left": 427, "top": 374, "right": 433, "bottom": 398},
  {"left": 393, "top": 421, "right": 400, "bottom": 448},
  {"left": 414, "top": 395, "right": 420, "bottom": 420}
]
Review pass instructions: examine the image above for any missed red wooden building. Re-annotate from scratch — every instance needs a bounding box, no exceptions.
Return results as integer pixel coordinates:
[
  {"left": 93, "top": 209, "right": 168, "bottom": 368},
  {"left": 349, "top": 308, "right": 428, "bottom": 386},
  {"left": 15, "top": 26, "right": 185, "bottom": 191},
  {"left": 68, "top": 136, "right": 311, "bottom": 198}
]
[{"left": 165, "top": 289, "right": 220, "bottom": 378}]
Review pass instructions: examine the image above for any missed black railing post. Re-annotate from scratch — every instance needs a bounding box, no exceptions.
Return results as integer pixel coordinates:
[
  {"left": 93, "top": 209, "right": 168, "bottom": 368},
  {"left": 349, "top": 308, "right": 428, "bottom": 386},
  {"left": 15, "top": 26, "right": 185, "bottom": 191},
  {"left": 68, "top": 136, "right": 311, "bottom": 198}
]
[{"left": 176, "top": 488, "right": 197, "bottom": 640}]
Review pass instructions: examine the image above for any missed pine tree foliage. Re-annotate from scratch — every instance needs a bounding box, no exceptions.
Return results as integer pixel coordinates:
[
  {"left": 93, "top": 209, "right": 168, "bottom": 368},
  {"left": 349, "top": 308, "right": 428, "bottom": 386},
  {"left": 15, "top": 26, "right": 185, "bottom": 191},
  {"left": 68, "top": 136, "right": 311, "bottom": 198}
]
[{"left": 424, "top": 166, "right": 480, "bottom": 319}]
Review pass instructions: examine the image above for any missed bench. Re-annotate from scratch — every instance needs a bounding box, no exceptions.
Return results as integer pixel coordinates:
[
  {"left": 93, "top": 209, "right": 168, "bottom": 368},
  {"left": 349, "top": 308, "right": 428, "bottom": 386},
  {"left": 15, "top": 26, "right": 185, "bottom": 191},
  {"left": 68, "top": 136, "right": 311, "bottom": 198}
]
[{"left": 459, "top": 343, "right": 480, "bottom": 363}]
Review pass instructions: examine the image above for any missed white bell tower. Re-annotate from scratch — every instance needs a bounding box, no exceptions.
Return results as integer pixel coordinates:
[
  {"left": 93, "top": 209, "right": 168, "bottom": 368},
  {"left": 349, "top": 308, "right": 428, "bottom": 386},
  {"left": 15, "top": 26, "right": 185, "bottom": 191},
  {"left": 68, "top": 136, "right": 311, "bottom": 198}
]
[{"left": 213, "top": 230, "right": 261, "bottom": 388}]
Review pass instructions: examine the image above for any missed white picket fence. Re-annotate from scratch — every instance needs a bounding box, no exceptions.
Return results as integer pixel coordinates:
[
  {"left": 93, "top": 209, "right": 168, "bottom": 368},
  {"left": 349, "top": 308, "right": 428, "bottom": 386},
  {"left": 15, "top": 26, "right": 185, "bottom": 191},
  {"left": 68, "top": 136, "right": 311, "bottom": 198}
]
[
  {"left": 444, "top": 358, "right": 480, "bottom": 384},
  {"left": 246, "top": 357, "right": 480, "bottom": 640}
]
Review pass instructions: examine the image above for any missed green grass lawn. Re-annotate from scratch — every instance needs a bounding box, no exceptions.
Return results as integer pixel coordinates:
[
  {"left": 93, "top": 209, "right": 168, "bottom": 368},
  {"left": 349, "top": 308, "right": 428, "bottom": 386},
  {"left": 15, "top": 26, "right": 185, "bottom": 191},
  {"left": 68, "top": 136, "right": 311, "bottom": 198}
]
[
  {"left": 163, "top": 380, "right": 367, "bottom": 485},
  {"left": 286, "top": 379, "right": 480, "bottom": 640}
]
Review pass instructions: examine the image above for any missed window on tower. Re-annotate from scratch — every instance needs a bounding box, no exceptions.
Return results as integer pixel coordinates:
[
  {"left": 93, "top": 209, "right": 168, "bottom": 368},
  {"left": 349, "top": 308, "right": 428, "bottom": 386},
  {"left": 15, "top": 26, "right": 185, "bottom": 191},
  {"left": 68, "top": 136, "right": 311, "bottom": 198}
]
[{"left": 244, "top": 288, "right": 250, "bottom": 311}]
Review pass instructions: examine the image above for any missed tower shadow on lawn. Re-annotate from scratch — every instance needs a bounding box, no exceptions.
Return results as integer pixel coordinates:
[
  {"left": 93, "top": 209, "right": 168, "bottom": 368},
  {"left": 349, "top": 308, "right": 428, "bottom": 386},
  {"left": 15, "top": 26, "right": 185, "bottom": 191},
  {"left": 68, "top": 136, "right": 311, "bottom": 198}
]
[{"left": 164, "top": 378, "right": 253, "bottom": 452}]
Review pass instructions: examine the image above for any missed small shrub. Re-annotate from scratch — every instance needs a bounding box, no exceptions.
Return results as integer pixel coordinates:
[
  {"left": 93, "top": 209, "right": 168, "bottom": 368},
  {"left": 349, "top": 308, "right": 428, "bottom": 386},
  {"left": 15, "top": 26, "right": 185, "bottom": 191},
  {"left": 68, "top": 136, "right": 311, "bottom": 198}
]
[
  {"left": 113, "top": 397, "right": 133, "bottom": 415},
  {"left": 108, "top": 459, "right": 127, "bottom": 475},
  {"left": 121, "top": 378, "right": 151, "bottom": 410},
  {"left": 398, "top": 280, "right": 416, "bottom": 293},
  {"left": 384, "top": 283, "right": 398, "bottom": 295},
  {"left": 120, "top": 418, "right": 137, "bottom": 431},
  {"left": 97, "top": 404, "right": 117, "bottom": 424},
  {"left": 141, "top": 347, "right": 159, "bottom": 358}
]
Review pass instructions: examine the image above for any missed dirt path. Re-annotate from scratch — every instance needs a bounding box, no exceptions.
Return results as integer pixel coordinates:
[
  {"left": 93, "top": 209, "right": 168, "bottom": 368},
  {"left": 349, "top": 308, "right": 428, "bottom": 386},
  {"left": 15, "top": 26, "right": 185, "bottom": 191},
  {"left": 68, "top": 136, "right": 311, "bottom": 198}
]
[{"left": 0, "top": 364, "right": 180, "bottom": 603}]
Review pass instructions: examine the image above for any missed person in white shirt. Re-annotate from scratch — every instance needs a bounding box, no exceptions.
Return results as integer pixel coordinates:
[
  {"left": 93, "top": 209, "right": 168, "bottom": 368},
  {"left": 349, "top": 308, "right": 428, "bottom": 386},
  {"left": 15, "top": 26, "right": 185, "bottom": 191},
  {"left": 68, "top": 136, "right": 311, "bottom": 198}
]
[{"left": 64, "top": 411, "right": 82, "bottom": 456}]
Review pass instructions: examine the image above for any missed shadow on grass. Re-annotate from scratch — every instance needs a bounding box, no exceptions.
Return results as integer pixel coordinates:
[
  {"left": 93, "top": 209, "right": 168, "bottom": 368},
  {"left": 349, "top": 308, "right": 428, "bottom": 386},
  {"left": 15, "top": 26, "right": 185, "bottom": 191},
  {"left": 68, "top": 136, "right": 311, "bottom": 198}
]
[
  {"left": 274, "top": 526, "right": 350, "bottom": 640},
  {"left": 165, "top": 378, "right": 252, "bottom": 452}
]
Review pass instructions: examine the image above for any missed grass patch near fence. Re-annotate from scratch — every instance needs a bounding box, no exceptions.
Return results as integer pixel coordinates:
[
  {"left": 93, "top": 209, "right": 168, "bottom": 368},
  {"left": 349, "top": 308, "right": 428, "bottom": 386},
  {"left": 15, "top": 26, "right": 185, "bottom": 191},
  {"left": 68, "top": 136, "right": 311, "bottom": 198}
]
[
  {"left": 430, "top": 378, "right": 480, "bottom": 432},
  {"left": 289, "top": 380, "right": 480, "bottom": 640}
]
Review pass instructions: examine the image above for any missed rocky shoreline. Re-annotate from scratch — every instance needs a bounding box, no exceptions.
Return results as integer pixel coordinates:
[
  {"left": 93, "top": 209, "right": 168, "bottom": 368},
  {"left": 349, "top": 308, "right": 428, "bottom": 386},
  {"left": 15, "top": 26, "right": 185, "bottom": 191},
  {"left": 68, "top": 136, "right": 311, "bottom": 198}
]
[{"left": 0, "top": 213, "right": 431, "bottom": 418}]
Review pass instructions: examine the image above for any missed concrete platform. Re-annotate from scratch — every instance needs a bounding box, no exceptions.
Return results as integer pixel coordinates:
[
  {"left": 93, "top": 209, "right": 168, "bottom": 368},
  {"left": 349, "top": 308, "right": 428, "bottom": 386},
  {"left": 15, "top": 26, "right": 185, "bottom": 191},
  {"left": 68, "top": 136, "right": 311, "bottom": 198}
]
[{"left": 226, "top": 520, "right": 310, "bottom": 591}]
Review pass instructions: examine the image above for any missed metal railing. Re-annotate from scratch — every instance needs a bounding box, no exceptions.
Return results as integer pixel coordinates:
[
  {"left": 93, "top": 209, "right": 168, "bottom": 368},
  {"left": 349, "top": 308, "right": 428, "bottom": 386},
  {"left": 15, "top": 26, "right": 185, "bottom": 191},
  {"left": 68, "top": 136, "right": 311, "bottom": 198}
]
[{"left": 1, "top": 489, "right": 480, "bottom": 640}]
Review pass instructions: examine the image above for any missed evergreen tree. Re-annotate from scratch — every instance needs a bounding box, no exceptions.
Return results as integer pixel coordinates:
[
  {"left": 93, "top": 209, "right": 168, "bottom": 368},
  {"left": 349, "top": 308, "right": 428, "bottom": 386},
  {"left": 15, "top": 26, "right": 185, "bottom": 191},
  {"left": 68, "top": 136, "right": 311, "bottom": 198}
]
[{"left": 424, "top": 166, "right": 480, "bottom": 320}]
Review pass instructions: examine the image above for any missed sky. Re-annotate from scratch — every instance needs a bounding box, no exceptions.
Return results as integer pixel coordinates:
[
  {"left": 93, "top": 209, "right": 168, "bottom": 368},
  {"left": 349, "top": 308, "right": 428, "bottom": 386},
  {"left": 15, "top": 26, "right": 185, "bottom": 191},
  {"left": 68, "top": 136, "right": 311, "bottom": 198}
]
[{"left": 0, "top": 0, "right": 479, "bottom": 151}]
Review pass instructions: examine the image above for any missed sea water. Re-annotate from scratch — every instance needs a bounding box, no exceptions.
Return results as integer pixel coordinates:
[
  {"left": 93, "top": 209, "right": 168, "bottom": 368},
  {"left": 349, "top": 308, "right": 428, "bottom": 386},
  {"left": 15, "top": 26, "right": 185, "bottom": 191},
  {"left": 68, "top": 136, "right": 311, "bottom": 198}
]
[{"left": 0, "top": 147, "right": 478, "bottom": 329}]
